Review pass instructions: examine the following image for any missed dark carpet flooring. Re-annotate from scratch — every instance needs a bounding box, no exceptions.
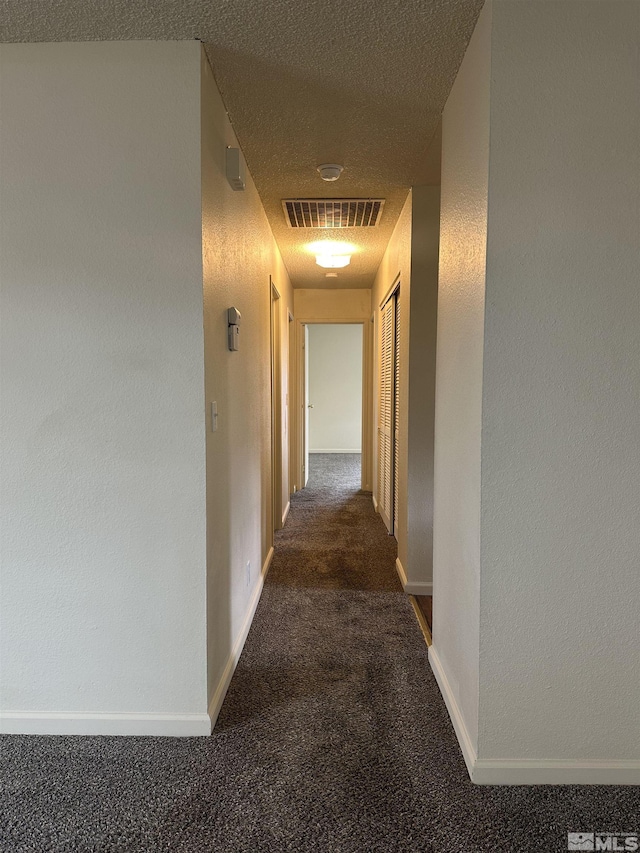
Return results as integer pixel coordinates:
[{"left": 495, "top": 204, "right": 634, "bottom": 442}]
[{"left": 1, "top": 453, "right": 638, "bottom": 852}]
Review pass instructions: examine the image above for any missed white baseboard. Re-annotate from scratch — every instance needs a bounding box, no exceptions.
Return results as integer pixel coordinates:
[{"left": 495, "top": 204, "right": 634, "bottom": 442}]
[
  {"left": 395, "top": 557, "right": 433, "bottom": 596},
  {"left": 207, "top": 546, "right": 274, "bottom": 729},
  {"left": 472, "top": 758, "right": 640, "bottom": 786},
  {"left": 0, "top": 711, "right": 212, "bottom": 737},
  {"left": 372, "top": 494, "right": 378, "bottom": 512},
  {"left": 1, "top": 547, "right": 276, "bottom": 739},
  {"left": 282, "top": 501, "right": 291, "bottom": 526},
  {"left": 404, "top": 580, "right": 433, "bottom": 595},
  {"left": 429, "top": 644, "right": 640, "bottom": 785},
  {"left": 309, "top": 448, "right": 362, "bottom": 454},
  {"left": 428, "top": 644, "right": 477, "bottom": 779}
]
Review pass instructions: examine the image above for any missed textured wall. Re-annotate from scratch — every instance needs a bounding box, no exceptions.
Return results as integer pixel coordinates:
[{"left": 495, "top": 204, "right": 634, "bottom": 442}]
[
  {"left": 293, "top": 290, "right": 371, "bottom": 322},
  {"left": 372, "top": 192, "right": 412, "bottom": 568},
  {"left": 431, "top": 2, "right": 492, "bottom": 755},
  {"left": 406, "top": 186, "right": 440, "bottom": 591},
  {"left": 371, "top": 186, "right": 440, "bottom": 594},
  {"left": 478, "top": 0, "right": 640, "bottom": 764},
  {"left": 308, "top": 325, "right": 363, "bottom": 453},
  {"left": 201, "top": 52, "right": 293, "bottom": 712},
  {"left": 433, "top": 0, "right": 640, "bottom": 782},
  {"left": 0, "top": 42, "right": 208, "bottom": 724}
]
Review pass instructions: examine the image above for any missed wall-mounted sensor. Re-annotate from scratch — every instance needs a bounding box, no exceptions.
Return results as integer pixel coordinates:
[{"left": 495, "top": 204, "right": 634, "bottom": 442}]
[
  {"left": 228, "top": 307, "right": 241, "bottom": 351},
  {"left": 226, "top": 147, "right": 246, "bottom": 191}
]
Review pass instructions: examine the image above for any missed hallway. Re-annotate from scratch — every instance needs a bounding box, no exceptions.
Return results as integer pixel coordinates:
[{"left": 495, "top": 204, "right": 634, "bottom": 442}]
[{"left": 2, "top": 454, "right": 639, "bottom": 852}]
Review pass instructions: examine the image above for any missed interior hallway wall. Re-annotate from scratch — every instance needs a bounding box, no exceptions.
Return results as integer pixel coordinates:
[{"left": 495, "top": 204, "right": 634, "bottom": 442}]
[
  {"left": 432, "top": 0, "right": 640, "bottom": 784},
  {"left": 0, "top": 42, "right": 209, "bottom": 733},
  {"left": 372, "top": 188, "right": 440, "bottom": 596},
  {"left": 293, "top": 289, "right": 370, "bottom": 322},
  {"left": 372, "top": 193, "right": 412, "bottom": 569},
  {"left": 406, "top": 186, "right": 440, "bottom": 596},
  {"left": 0, "top": 42, "right": 293, "bottom": 736},
  {"left": 478, "top": 0, "right": 640, "bottom": 775},
  {"left": 430, "top": 1, "right": 490, "bottom": 757},
  {"left": 307, "top": 324, "right": 363, "bottom": 453},
  {"left": 201, "top": 52, "right": 294, "bottom": 722}
]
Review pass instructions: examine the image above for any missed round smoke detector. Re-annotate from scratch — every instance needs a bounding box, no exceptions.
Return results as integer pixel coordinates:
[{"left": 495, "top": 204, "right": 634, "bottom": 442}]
[{"left": 317, "top": 164, "right": 344, "bottom": 182}]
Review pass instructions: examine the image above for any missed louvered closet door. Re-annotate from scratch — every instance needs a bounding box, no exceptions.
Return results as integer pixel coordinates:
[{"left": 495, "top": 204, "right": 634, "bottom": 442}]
[
  {"left": 393, "top": 291, "right": 400, "bottom": 537},
  {"left": 377, "top": 290, "right": 398, "bottom": 535}
]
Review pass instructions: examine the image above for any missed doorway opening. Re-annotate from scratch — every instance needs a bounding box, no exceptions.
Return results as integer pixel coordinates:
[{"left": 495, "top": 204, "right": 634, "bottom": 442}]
[
  {"left": 307, "top": 323, "right": 363, "bottom": 487},
  {"left": 295, "top": 319, "right": 372, "bottom": 495}
]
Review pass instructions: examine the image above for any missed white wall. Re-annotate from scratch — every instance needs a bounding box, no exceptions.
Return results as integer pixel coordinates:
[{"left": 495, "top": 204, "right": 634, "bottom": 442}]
[
  {"left": 478, "top": 0, "right": 640, "bottom": 773},
  {"left": 430, "top": 3, "right": 490, "bottom": 759},
  {"left": 0, "top": 42, "right": 209, "bottom": 733},
  {"left": 432, "top": 0, "right": 640, "bottom": 784},
  {"left": 201, "top": 52, "right": 293, "bottom": 721},
  {"left": 308, "top": 324, "right": 363, "bottom": 453},
  {"left": 0, "top": 42, "right": 293, "bottom": 736}
]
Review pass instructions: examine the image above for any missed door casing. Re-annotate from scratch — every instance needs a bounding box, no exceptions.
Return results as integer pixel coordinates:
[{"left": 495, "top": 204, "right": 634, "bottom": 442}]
[{"left": 291, "top": 317, "right": 373, "bottom": 493}]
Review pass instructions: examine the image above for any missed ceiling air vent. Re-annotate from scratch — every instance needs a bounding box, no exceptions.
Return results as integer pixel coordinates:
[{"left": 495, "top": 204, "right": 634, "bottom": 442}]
[{"left": 282, "top": 199, "right": 385, "bottom": 229}]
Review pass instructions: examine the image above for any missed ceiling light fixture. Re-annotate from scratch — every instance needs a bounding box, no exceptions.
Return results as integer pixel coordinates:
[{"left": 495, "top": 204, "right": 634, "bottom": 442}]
[
  {"left": 316, "top": 253, "right": 351, "bottom": 268},
  {"left": 317, "top": 164, "right": 344, "bottom": 182},
  {"left": 306, "top": 239, "right": 356, "bottom": 269}
]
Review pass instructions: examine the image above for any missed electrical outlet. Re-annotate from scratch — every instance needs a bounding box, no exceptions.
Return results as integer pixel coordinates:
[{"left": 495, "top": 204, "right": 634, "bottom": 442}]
[{"left": 246, "top": 560, "right": 251, "bottom": 587}]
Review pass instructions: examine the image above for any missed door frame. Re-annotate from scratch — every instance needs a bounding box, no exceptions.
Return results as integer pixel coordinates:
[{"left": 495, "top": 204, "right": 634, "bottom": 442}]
[
  {"left": 270, "top": 278, "right": 282, "bottom": 539},
  {"left": 292, "top": 317, "right": 373, "bottom": 493},
  {"left": 287, "top": 309, "right": 296, "bottom": 497}
]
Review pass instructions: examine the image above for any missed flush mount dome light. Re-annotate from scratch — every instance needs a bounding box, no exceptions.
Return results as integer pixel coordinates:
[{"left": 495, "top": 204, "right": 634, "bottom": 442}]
[
  {"left": 307, "top": 239, "right": 356, "bottom": 269},
  {"left": 317, "top": 164, "right": 344, "bottom": 182},
  {"left": 316, "top": 253, "right": 350, "bottom": 268},
  {"left": 307, "top": 240, "right": 355, "bottom": 267}
]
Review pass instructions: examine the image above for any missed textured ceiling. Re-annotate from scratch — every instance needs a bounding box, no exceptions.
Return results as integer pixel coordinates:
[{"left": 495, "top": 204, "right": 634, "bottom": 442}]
[{"left": 1, "top": 0, "right": 484, "bottom": 288}]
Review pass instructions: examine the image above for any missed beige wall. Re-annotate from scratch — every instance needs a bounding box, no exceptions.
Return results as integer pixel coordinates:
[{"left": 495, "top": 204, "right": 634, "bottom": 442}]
[
  {"left": 406, "top": 186, "right": 440, "bottom": 594},
  {"left": 371, "top": 187, "right": 440, "bottom": 595},
  {"left": 201, "top": 52, "right": 293, "bottom": 720},
  {"left": 371, "top": 192, "right": 412, "bottom": 570},
  {"left": 294, "top": 289, "right": 371, "bottom": 322}
]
